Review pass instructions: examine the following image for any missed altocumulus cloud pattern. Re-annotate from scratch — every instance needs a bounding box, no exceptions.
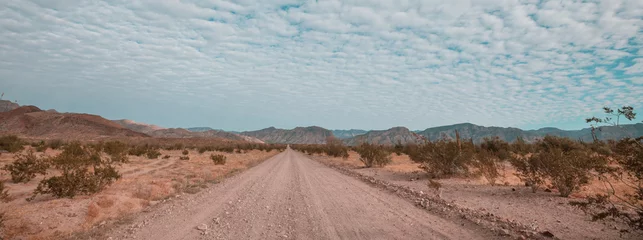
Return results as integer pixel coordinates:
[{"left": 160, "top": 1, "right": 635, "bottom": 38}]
[{"left": 0, "top": 0, "right": 642, "bottom": 131}]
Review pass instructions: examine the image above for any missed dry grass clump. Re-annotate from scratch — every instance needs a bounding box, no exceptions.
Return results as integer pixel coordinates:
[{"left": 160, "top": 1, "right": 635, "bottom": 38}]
[{"left": 210, "top": 154, "right": 226, "bottom": 165}]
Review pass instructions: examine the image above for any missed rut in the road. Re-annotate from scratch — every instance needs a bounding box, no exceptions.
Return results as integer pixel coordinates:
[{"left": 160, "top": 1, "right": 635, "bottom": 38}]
[{"left": 101, "top": 149, "right": 501, "bottom": 240}]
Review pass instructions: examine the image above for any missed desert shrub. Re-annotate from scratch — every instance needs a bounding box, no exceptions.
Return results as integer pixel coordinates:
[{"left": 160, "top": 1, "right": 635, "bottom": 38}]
[
  {"left": 408, "top": 140, "right": 475, "bottom": 178},
  {"left": 31, "top": 140, "right": 47, "bottom": 152},
  {"left": 47, "top": 139, "right": 64, "bottom": 150},
  {"left": 179, "top": 156, "right": 190, "bottom": 160},
  {"left": 509, "top": 153, "right": 545, "bottom": 193},
  {"left": 571, "top": 137, "right": 643, "bottom": 229},
  {"left": 480, "top": 137, "right": 511, "bottom": 160},
  {"left": 162, "top": 155, "right": 171, "bottom": 159},
  {"left": 325, "top": 137, "right": 349, "bottom": 158},
  {"left": 393, "top": 140, "right": 404, "bottom": 156},
  {"left": 198, "top": 147, "right": 209, "bottom": 154},
  {"left": 475, "top": 149, "right": 502, "bottom": 186},
  {"left": 510, "top": 136, "right": 533, "bottom": 155},
  {"left": 511, "top": 136, "right": 607, "bottom": 196},
  {"left": 3, "top": 150, "right": 49, "bottom": 183},
  {"left": 28, "top": 142, "right": 121, "bottom": 200},
  {"left": 355, "top": 143, "right": 391, "bottom": 167},
  {"left": 128, "top": 145, "right": 147, "bottom": 156},
  {"left": 211, "top": 154, "right": 226, "bottom": 165},
  {"left": 0, "top": 135, "right": 24, "bottom": 153},
  {"left": 0, "top": 181, "right": 9, "bottom": 202},
  {"left": 182, "top": 149, "right": 189, "bottom": 155},
  {"left": 102, "top": 141, "right": 129, "bottom": 163},
  {"left": 146, "top": 148, "right": 162, "bottom": 159},
  {"left": 536, "top": 147, "right": 604, "bottom": 197}
]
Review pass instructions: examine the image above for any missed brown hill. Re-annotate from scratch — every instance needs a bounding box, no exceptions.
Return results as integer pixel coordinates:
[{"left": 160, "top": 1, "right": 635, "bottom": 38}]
[
  {"left": 0, "top": 100, "right": 20, "bottom": 112},
  {"left": 113, "top": 119, "right": 165, "bottom": 134},
  {"left": 343, "top": 127, "right": 422, "bottom": 146},
  {"left": 0, "top": 106, "right": 148, "bottom": 139},
  {"left": 148, "top": 128, "right": 264, "bottom": 143},
  {"left": 240, "top": 126, "right": 332, "bottom": 144}
]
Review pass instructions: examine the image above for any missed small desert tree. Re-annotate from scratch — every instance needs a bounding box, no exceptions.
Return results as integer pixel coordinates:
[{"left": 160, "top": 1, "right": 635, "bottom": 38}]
[
  {"left": 586, "top": 106, "right": 637, "bottom": 142},
  {"left": 355, "top": 143, "right": 391, "bottom": 167}
]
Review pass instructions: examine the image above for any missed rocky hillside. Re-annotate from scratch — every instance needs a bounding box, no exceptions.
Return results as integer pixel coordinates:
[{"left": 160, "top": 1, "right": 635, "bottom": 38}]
[
  {"left": 113, "top": 119, "right": 165, "bottom": 134},
  {"left": 414, "top": 123, "right": 643, "bottom": 143},
  {"left": 241, "top": 126, "right": 333, "bottom": 144},
  {"left": 147, "top": 128, "right": 264, "bottom": 143},
  {"left": 332, "top": 129, "right": 367, "bottom": 139},
  {"left": 343, "top": 127, "right": 423, "bottom": 146},
  {"left": 0, "top": 100, "right": 20, "bottom": 112},
  {"left": 0, "top": 106, "right": 148, "bottom": 139}
]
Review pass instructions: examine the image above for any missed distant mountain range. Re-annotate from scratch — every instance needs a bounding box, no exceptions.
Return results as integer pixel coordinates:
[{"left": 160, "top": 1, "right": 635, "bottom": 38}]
[
  {"left": 2, "top": 102, "right": 641, "bottom": 145},
  {"left": 332, "top": 129, "right": 368, "bottom": 139},
  {"left": 240, "top": 126, "right": 333, "bottom": 144}
]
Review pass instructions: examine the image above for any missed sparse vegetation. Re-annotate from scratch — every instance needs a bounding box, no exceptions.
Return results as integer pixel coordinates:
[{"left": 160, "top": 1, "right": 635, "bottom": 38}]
[
  {"left": 211, "top": 154, "right": 227, "bottom": 165},
  {"left": 28, "top": 142, "right": 121, "bottom": 200},
  {"left": 0, "top": 135, "right": 24, "bottom": 153},
  {"left": 2, "top": 150, "right": 49, "bottom": 183},
  {"left": 325, "top": 137, "right": 349, "bottom": 158},
  {"left": 408, "top": 138, "right": 475, "bottom": 178},
  {"left": 182, "top": 149, "right": 189, "bottom": 155},
  {"left": 146, "top": 148, "right": 162, "bottom": 159},
  {"left": 355, "top": 142, "right": 391, "bottom": 167},
  {"left": 179, "top": 156, "right": 190, "bottom": 160},
  {"left": 571, "top": 137, "right": 643, "bottom": 230},
  {"left": 510, "top": 136, "right": 608, "bottom": 196}
]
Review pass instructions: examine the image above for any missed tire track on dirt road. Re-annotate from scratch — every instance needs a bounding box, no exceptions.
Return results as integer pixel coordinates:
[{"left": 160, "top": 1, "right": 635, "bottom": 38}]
[{"left": 99, "top": 148, "right": 503, "bottom": 240}]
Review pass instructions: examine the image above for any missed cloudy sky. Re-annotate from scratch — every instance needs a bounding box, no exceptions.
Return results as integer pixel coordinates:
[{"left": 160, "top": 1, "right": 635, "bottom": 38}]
[{"left": 1, "top": 0, "right": 642, "bottom": 131}]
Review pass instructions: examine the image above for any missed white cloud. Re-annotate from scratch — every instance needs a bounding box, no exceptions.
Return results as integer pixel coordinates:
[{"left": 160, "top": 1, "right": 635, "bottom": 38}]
[{"left": 0, "top": 0, "right": 641, "bottom": 131}]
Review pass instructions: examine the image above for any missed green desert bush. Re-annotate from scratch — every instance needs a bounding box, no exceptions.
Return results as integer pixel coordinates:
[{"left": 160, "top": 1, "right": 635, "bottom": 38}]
[
  {"left": 408, "top": 139, "right": 475, "bottom": 178},
  {"left": 0, "top": 135, "right": 24, "bottom": 153},
  {"left": 355, "top": 143, "right": 391, "bottom": 167},
  {"left": 2, "top": 150, "right": 49, "bottom": 183},
  {"left": 28, "top": 142, "right": 121, "bottom": 200},
  {"left": 102, "top": 141, "right": 129, "bottom": 163},
  {"left": 210, "top": 154, "right": 227, "bottom": 165},
  {"left": 146, "top": 148, "right": 162, "bottom": 159},
  {"left": 325, "top": 137, "right": 349, "bottom": 158},
  {"left": 474, "top": 149, "right": 502, "bottom": 186},
  {"left": 511, "top": 136, "right": 607, "bottom": 197},
  {"left": 571, "top": 137, "right": 643, "bottom": 229}
]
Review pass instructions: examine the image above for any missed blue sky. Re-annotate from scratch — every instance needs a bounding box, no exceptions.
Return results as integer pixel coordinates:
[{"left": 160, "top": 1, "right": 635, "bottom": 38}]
[{"left": 0, "top": 0, "right": 642, "bottom": 131}]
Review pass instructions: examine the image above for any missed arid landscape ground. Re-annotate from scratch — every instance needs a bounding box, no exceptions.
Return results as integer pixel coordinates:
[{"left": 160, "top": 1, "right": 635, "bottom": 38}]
[{"left": 0, "top": 105, "right": 642, "bottom": 240}]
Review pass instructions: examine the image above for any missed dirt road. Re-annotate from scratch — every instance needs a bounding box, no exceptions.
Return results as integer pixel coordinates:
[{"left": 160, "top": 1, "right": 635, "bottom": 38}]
[{"left": 102, "top": 148, "right": 499, "bottom": 240}]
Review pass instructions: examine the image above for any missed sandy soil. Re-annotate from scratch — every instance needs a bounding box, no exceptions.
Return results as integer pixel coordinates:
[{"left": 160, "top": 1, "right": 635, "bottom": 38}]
[
  {"left": 86, "top": 148, "right": 502, "bottom": 240},
  {"left": 312, "top": 151, "right": 642, "bottom": 240},
  {"left": 0, "top": 147, "right": 279, "bottom": 239}
]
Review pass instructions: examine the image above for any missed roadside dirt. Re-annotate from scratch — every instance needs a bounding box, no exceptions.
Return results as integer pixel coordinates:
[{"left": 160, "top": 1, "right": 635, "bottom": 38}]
[
  {"left": 312, "top": 151, "right": 642, "bottom": 240},
  {"left": 90, "top": 148, "right": 502, "bottom": 240},
  {"left": 0, "top": 148, "right": 279, "bottom": 239}
]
